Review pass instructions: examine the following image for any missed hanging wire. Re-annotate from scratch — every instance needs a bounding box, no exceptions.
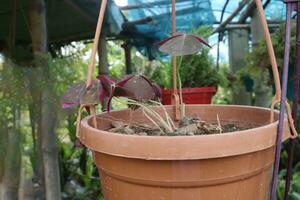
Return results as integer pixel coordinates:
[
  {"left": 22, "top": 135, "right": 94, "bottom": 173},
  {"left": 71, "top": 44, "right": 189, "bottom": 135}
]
[
  {"left": 270, "top": 2, "right": 293, "bottom": 199},
  {"left": 284, "top": 2, "right": 300, "bottom": 199}
]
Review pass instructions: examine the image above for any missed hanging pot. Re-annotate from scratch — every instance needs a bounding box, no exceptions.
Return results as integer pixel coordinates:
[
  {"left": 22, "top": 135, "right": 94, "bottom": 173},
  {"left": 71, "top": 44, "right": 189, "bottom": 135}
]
[
  {"left": 74, "top": 0, "right": 298, "bottom": 199},
  {"left": 79, "top": 105, "right": 293, "bottom": 200}
]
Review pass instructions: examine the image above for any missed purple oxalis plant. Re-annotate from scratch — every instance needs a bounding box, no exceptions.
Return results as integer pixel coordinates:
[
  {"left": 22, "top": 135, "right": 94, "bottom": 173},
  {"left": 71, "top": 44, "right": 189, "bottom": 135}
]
[
  {"left": 158, "top": 33, "right": 211, "bottom": 56},
  {"left": 61, "top": 80, "right": 99, "bottom": 109},
  {"left": 62, "top": 75, "right": 161, "bottom": 112}
]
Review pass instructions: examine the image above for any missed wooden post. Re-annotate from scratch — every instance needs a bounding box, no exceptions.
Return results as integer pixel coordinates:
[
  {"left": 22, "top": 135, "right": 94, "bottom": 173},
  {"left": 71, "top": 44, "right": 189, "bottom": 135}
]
[
  {"left": 228, "top": 29, "right": 252, "bottom": 105},
  {"left": 2, "top": 108, "right": 21, "bottom": 200},
  {"left": 97, "top": 30, "right": 109, "bottom": 75},
  {"left": 27, "top": 66, "right": 45, "bottom": 199},
  {"left": 251, "top": 9, "right": 271, "bottom": 107},
  {"left": 0, "top": 0, "right": 21, "bottom": 197},
  {"left": 123, "top": 42, "right": 132, "bottom": 74},
  {"left": 28, "top": 0, "right": 61, "bottom": 199},
  {"left": 97, "top": 30, "right": 110, "bottom": 111},
  {"left": 0, "top": 125, "right": 5, "bottom": 196}
]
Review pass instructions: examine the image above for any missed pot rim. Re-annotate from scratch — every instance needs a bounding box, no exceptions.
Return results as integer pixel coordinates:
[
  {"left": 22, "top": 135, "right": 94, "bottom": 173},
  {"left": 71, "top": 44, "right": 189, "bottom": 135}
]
[{"left": 79, "top": 105, "right": 292, "bottom": 160}]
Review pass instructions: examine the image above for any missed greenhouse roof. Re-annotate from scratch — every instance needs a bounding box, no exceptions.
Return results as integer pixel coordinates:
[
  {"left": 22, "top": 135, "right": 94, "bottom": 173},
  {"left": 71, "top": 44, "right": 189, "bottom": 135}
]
[
  {"left": 116, "top": 0, "right": 287, "bottom": 58},
  {"left": 211, "top": 0, "right": 285, "bottom": 22},
  {"left": 0, "top": 0, "right": 287, "bottom": 59},
  {"left": 118, "top": 0, "right": 215, "bottom": 59}
]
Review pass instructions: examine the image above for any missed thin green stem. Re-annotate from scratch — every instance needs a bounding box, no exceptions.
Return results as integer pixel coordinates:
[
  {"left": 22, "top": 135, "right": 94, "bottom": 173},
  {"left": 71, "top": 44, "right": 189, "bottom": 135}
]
[
  {"left": 177, "top": 56, "right": 186, "bottom": 117},
  {"left": 177, "top": 56, "right": 183, "bottom": 105}
]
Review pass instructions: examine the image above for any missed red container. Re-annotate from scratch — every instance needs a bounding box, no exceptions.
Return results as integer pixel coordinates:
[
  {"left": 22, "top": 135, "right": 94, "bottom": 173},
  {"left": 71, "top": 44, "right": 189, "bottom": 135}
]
[{"left": 161, "top": 86, "right": 217, "bottom": 105}]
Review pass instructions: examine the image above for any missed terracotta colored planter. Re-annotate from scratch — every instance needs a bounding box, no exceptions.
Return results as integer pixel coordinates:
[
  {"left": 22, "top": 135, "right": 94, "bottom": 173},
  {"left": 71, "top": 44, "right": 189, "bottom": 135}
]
[
  {"left": 161, "top": 87, "right": 217, "bottom": 105},
  {"left": 79, "top": 105, "right": 292, "bottom": 200}
]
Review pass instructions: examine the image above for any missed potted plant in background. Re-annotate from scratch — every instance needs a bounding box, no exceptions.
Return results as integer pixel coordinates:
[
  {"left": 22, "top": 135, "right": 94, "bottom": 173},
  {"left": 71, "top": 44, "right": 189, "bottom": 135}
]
[
  {"left": 158, "top": 27, "right": 220, "bottom": 105},
  {"left": 160, "top": 46, "right": 220, "bottom": 104}
]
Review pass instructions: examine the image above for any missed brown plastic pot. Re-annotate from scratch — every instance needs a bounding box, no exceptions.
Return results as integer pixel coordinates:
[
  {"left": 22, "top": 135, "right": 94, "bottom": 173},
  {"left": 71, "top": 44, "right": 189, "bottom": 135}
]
[{"left": 79, "top": 105, "right": 292, "bottom": 200}]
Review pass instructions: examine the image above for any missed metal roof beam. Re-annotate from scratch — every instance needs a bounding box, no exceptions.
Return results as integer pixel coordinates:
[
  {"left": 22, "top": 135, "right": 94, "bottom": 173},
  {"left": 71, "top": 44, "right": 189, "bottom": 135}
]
[
  {"left": 212, "top": 0, "right": 250, "bottom": 34},
  {"left": 223, "top": 23, "right": 280, "bottom": 30},
  {"left": 122, "top": 7, "right": 199, "bottom": 29},
  {"left": 119, "top": 0, "right": 191, "bottom": 10},
  {"left": 238, "top": 0, "right": 255, "bottom": 23},
  {"left": 238, "top": 0, "right": 271, "bottom": 23}
]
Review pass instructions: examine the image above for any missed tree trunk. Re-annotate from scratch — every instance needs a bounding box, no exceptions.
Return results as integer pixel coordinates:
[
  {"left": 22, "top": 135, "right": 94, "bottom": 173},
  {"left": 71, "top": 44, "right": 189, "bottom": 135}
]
[
  {"left": 2, "top": 108, "right": 21, "bottom": 200},
  {"left": 98, "top": 30, "right": 108, "bottom": 76},
  {"left": 18, "top": 172, "right": 35, "bottom": 200},
  {"left": 0, "top": 126, "right": 7, "bottom": 185},
  {"left": 98, "top": 30, "right": 110, "bottom": 111},
  {"left": 40, "top": 79, "right": 61, "bottom": 200},
  {"left": 27, "top": 67, "right": 45, "bottom": 199},
  {"left": 0, "top": 126, "right": 8, "bottom": 198},
  {"left": 28, "top": 0, "right": 61, "bottom": 199},
  {"left": 123, "top": 42, "right": 132, "bottom": 74}
]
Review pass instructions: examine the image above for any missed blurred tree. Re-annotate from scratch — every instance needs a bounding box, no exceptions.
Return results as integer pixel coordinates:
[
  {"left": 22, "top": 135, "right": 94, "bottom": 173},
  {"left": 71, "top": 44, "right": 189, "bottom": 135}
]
[
  {"left": 28, "top": 0, "right": 61, "bottom": 198},
  {"left": 0, "top": 58, "right": 22, "bottom": 200}
]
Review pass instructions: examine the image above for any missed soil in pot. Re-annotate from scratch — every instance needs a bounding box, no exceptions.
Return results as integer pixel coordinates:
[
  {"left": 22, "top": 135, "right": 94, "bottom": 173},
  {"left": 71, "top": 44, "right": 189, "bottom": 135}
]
[{"left": 107, "top": 114, "right": 254, "bottom": 136}]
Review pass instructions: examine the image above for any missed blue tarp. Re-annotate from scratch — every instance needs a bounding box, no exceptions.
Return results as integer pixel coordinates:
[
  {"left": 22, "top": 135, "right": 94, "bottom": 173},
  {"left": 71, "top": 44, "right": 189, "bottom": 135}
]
[
  {"left": 119, "top": 0, "right": 215, "bottom": 59},
  {"left": 0, "top": 0, "right": 287, "bottom": 59},
  {"left": 211, "top": 0, "right": 286, "bottom": 22},
  {"left": 116, "top": 0, "right": 287, "bottom": 59}
]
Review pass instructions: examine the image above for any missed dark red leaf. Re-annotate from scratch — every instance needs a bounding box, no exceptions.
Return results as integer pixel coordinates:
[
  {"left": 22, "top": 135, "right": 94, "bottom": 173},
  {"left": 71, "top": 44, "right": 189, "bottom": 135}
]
[{"left": 97, "top": 75, "right": 161, "bottom": 112}]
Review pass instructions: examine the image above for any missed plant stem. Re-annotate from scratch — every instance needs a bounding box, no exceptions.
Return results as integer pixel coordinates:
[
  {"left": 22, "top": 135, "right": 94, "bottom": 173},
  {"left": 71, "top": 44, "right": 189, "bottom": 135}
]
[
  {"left": 115, "top": 98, "right": 174, "bottom": 132},
  {"left": 142, "top": 109, "right": 165, "bottom": 134},
  {"left": 149, "top": 100, "right": 176, "bottom": 130},
  {"left": 217, "top": 114, "right": 222, "bottom": 134},
  {"left": 177, "top": 56, "right": 186, "bottom": 117},
  {"left": 177, "top": 56, "right": 183, "bottom": 105}
]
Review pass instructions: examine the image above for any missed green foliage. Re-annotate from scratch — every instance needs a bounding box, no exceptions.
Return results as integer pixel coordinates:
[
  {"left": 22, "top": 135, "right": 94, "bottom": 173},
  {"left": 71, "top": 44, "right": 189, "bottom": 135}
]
[
  {"left": 246, "top": 22, "right": 296, "bottom": 78},
  {"left": 212, "top": 64, "right": 231, "bottom": 104},
  {"left": 144, "top": 60, "right": 172, "bottom": 88},
  {"left": 179, "top": 48, "right": 220, "bottom": 87},
  {"left": 108, "top": 41, "right": 125, "bottom": 77},
  {"left": 50, "top": 43, "right": 92, "bottom": 98},
  {"left": 246, "top": 21, "right": 296, "bottom": 91},
  {"left": 0, "top": 58, "right": 29, "bottom": 110},
  {"left": 179, "top": 27, "right": 221, "bottom": 88},
  {"left": 277, "top": 166, "right": 300, "bottom": 200},
  {"left": 276, "top": 112, "right": 300, "bottom": 199},
  {"left": 244, "top": 23, "right": 297, "bottom": 105}
]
